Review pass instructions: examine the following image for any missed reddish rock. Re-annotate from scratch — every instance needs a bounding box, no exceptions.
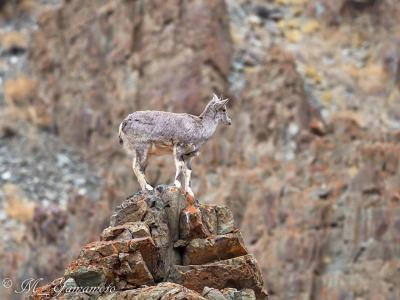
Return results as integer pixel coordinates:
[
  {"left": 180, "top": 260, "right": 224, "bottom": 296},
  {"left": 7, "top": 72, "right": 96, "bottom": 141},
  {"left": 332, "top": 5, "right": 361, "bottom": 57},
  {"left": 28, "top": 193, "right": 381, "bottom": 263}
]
[
  {"left": 183, "top": 232, "right": 248, "bottom": 265},
  {"left": 178, "top": 203, "right": 236, "bottom": 242},
  {"left": 169, "top": 254, "right": 267, "bottom": 299},
  {"left": 180, "top": 205, "right": 211, "bottom": 240},
  {"left": 100, "top": 222, "right": 151, "bottom": 241},
  {"left": 65, "top": 238, "right": 157, "bottom": 289},
  {"left": 113, "top": 251, "right": 154, "bottom": 289},
  {"left": 32, "top": 186, "right": 267, "bottom": 299},
  {"left": 32, "top": 277, "right": 65, "bottom": 300}
]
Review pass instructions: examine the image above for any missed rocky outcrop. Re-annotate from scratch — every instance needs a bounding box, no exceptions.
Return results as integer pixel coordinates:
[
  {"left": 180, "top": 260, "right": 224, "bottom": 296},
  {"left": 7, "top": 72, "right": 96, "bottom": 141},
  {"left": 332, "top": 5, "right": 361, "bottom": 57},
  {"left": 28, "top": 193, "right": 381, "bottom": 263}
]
[
  {"left": 169, "top": 254, "right": 264, "bottom": 297},
  {"left": 32, "top": 186, "right": 268, "bottom": 299}
]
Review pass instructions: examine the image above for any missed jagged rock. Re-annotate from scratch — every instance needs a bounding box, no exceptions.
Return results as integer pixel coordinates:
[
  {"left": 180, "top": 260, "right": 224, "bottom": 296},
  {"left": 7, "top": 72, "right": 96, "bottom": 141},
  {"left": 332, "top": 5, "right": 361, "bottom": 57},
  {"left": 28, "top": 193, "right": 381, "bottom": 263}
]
[
  {"left": 111, "top": 185, "right": 184, "bottom": 280},
  {"left": 168, "top": 254, "right": 267, "bottom": 299},
  {"left": 220, "top": 288, "right": 257, "bottom": 300},
  {"left": 65, "top": 238, "right": 157, "bottom": 290},
  {"left": 66, "top": 265, "right": 107, "bottom": 288},
  {"left": 101, "top": 222, "right": 151, "bottom": 241},
  {"left": 182, "top": 232, "right": 248, "bottom": 265},
  {"left": 97, "top": 282, "right": 207, "bottom": 300},
  {"left": 198, "top": 205, "right": 219, "bottom": 235},
  {"left": 110, "top": 194, "right": 149, "bottom": 227},
  {"left": 202, "top": 287, "right": 256, "bottom": 300},
  {"left": 234, "top": 289, "right": 257, "bottom": 300},
  {"left": 33, "top": 186, "right": 268, "bottom": 299},
  {"left": 202, "top": 287, "right": 227, "bottom": 300},
  {"left": 181, "top": 204, "right": 236, "bottom": 239},
  {"left": 180, "top": 205, "right": 212, "bottom": 240},
  {"left": 215, "top": 206, "right": 236, "bottom": 235},
  {"left": 110, "top": 186, "right": 240, "bottom": 280}
]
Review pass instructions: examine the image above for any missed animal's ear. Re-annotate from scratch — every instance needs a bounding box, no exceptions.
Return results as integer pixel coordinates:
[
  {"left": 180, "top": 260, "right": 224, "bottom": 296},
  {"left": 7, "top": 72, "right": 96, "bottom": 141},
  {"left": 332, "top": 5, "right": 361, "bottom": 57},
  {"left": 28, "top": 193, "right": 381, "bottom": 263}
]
[{"left": 212, "top": 93, "right": 219, "bottom": 102}]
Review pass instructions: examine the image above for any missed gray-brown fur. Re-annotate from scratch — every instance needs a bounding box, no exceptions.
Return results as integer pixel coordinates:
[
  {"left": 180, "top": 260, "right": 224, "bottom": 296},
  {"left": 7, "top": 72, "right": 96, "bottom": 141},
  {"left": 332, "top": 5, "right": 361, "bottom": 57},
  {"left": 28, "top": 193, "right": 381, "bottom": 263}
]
[{"left": 118, "top": 94, "right": 231, "bottom": 196}]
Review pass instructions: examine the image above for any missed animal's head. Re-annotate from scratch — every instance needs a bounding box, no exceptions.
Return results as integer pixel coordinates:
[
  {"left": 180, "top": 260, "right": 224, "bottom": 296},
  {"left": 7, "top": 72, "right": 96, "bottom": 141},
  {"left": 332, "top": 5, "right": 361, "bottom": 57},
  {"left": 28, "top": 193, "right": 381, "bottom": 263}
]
[{"left": 208, "top": 94, "right": 232, "bottom": 125}]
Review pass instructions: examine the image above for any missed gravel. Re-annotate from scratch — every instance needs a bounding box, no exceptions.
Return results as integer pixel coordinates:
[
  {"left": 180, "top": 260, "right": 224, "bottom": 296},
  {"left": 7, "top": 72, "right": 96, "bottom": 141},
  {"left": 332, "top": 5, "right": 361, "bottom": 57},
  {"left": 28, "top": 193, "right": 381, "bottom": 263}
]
[{"left": 0, "top": 132, "right": 103, "bottom": 208}]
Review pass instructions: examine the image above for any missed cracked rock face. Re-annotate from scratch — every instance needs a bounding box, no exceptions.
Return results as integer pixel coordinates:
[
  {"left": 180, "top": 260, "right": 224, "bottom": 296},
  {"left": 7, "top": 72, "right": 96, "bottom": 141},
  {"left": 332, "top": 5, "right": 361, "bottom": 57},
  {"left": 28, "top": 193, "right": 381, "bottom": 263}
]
[
  {"left": 168, "top": 254, "right": 265, "bottom": 299},
  {"left": 182, "top": 232, "right": 248, "bottom": 265},
  {"left": 33, "top": 186, "right": 268, "bottom": 299}
]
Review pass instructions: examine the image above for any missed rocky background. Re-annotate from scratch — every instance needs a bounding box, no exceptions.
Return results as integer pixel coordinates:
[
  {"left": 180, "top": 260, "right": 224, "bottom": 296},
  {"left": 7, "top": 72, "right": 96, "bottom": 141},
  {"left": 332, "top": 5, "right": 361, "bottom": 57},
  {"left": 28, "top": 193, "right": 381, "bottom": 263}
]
[{"left": 0, "top": 0, "right": 399, "bottom": 299}]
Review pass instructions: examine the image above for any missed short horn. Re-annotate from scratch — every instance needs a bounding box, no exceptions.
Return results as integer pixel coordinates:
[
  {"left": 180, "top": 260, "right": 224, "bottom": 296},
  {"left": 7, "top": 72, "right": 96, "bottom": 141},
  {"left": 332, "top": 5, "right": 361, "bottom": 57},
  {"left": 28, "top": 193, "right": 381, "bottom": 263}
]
[{"left": 221, "top": 98, "right": 229, "bottom": 105}]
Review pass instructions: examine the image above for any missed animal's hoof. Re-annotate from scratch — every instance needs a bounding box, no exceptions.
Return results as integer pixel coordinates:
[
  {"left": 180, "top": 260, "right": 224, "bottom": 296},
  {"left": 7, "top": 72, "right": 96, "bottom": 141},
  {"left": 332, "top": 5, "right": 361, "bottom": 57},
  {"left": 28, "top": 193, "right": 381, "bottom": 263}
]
[
  {"left": 145, "top": 184, "right": 154, "bottom": 190},
  {"left": 174, "top": 180, "right": 182, "bottom": 189},
  {"left": 186, "top": 188, "right": 194, "bottom": 198},
  {"left": 184, "top": 189, "right": 196, "bottom": 206}
]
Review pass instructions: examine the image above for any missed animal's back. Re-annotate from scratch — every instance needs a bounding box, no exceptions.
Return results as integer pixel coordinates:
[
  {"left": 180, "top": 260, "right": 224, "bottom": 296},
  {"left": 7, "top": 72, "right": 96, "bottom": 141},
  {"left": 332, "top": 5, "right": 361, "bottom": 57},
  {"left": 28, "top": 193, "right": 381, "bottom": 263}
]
[{"left": 122, "top": 110, "right": 200, "bottom": 144}]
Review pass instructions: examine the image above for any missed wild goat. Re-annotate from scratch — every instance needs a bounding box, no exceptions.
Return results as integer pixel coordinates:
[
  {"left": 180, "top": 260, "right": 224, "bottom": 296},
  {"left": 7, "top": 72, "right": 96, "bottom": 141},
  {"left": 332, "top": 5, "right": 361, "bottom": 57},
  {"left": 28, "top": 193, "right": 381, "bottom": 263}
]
[{"left": 118, "top": 94, "right": 231, "bottom": 196}]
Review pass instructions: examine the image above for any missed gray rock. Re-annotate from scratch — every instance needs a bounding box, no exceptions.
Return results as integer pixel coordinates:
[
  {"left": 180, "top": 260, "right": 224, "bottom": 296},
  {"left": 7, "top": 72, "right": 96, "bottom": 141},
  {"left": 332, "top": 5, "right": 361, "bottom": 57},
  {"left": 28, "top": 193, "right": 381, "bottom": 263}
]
[
  {"left": 66, "top": 266, "right": 106, "bottom": 288},
  {"left": 101, "top": 222, "right": 151, "bottom": 241},
  {"left": 234, "top": 289, "right": 256, "bottom": 300},
  {"left": 203, "top": 287, "right": 227, "bottom": 300}
]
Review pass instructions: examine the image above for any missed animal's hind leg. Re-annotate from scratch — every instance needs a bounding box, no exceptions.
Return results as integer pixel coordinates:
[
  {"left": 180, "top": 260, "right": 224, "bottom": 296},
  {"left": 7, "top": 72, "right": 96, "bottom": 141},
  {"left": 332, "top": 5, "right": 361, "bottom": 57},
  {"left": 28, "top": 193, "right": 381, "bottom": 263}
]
[
  {"left": 183, "top": 155, "right": 195, "bottom": 197},
  {"left": 132, "top": 145, "right": 153, "bottom": 191},
  {"left": 173, "top": 145, "right": 185, "bottom": 189}
]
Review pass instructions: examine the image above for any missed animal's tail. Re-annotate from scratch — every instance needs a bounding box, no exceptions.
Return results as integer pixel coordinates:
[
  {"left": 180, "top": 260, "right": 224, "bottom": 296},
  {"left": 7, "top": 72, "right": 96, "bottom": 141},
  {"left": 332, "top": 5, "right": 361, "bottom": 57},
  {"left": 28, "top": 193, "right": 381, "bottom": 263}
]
[{"left": 118, "top": 120, "right": 127, "bottom": 145}]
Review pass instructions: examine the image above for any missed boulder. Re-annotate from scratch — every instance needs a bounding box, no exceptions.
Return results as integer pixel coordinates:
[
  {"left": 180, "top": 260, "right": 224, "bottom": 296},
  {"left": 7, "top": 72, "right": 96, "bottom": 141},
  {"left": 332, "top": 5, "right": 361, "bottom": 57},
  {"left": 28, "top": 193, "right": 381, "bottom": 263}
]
[
  {"left": 168, "top": 254, "right": 267, "bottom": 299},
  {"left": 110, "top": 185, "right": 185, "bottom": 280},
  {"left": 180, "top": 204, "right": 236, "bottom": 239},
  {"left": 215, "top": 206, "right": 236, "bottom": 235},
  {"left": 202, "top": 287, "right": 227, "bottom": 300},
  {"left": 110, "top": 194, "right": 149, "bottom": 226},
  {"left": 65, "top": 238, "right": 157, "bottom": 290},
  {"left": 219, "top": 288, "right": 257, "bottom": 300},
  {"left": 180, "top": 204, "right": 212, "bottom": 240},
  {"left": 182, "top": 232, "right": 248, "bottom": 265},
  {"left": 100, "top": 222, "right": 151, "bottom": 241}
]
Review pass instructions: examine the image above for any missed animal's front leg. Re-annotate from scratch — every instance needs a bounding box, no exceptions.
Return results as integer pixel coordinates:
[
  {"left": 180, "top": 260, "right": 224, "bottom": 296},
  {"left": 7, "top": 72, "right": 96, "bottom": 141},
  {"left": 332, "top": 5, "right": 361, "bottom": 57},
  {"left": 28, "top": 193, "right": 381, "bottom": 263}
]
[
  {"left": 173, "top": 145, "right": 185, "bottom": 188},
  {"left": 183, "top": 156, "right": 194, "bottom": 197}
]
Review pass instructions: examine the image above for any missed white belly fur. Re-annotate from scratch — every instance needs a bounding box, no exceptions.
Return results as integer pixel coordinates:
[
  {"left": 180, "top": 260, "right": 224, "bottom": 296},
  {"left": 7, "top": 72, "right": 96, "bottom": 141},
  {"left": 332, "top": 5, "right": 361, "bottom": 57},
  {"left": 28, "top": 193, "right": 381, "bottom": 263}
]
[{"left": 148, "top": 142, "right": 173, "bottom": 156}]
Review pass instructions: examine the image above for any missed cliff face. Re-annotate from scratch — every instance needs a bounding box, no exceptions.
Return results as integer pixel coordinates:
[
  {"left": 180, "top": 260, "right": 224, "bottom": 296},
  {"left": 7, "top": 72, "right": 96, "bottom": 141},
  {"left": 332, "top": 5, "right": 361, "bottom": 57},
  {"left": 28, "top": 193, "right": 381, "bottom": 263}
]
[
  {"left": 1, "top": 0, "right": 400, "bottom": 300},
  {"left": 33, "top": 186, "right": 268, "bottom": 299}
]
